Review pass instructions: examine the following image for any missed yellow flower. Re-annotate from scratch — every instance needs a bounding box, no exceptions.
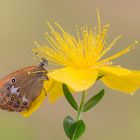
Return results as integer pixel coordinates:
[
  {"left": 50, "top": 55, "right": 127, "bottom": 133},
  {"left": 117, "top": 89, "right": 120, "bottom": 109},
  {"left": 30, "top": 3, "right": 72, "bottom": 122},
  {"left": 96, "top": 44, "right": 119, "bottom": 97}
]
[{"left": 33, "top": 12, "right": 140, "bottom": 103}]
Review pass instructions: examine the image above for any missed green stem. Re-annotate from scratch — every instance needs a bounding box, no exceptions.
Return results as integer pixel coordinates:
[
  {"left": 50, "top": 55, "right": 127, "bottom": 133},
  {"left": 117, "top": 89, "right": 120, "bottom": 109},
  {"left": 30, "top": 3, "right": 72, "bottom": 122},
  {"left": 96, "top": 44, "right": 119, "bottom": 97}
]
[
  {"left": 71, "top": 91, "right": 86, "bottom": 140},
  {"left": 76, "top": 91, "right": 86, "bottom": 120}
]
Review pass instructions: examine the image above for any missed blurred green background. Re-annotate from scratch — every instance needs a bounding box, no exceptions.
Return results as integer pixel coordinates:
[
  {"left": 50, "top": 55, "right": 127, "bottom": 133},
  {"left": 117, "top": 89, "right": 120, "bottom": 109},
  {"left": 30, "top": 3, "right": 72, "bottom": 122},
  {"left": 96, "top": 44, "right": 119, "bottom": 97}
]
[{"left": 0, "top": 0, "right": 140, "bottom": 140}]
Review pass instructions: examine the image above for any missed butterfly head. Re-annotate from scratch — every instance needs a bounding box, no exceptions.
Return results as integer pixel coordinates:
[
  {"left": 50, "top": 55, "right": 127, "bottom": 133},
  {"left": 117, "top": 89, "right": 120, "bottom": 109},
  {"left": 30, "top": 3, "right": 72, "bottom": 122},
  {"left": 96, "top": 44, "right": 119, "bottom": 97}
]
[{"left": 38, "top": 58, "right": 48, "bottom": 69}]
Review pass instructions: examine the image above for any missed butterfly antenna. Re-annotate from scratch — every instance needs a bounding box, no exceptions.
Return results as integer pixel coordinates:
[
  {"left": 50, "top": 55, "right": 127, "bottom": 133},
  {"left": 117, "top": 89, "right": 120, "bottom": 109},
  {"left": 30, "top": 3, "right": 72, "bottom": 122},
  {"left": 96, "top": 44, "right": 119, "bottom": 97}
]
[{"left": 26, "top": 51, "right": 38, "bottom": 61}]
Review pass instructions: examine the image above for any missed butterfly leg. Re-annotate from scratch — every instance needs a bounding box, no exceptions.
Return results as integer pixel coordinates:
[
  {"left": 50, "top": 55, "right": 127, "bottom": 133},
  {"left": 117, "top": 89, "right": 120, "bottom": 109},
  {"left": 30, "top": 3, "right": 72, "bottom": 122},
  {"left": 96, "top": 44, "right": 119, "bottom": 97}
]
[{"left": 43, "top": 87, "right": 47, "bottom": 96}]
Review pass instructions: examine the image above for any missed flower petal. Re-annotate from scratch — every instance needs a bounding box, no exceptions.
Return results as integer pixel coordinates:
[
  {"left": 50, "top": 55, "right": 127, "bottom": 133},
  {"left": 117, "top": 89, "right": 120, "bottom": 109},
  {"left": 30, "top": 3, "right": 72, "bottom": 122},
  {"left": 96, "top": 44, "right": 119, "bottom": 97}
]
[
  {"left": 98, "top": 66, "right": 139, "bottom": 94},
  {"left": 44, "top": 78, "right": 75, "bottom": 103},
  {"left": 45, "top": 81, "right": 64, "bottom": 103},
  {"left": 48, "top": 67, "right": 98, "bottom": 92},
  {"left": 125, "top": 71, "right": 140, "bottom": 85}
]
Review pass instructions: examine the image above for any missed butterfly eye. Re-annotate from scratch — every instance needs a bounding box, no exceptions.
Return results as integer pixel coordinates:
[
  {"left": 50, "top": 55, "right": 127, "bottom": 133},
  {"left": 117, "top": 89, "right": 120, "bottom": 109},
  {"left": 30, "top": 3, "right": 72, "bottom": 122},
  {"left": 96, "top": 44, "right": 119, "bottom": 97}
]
[
  {"left": 11, "top": 96, "right": 15, "bottom": 101},
  {"left": 11, "top": 78, "right": 16, "bottom": 83},
  {"left": 23, "top": 102, "right": 27, "bottom": 106}
]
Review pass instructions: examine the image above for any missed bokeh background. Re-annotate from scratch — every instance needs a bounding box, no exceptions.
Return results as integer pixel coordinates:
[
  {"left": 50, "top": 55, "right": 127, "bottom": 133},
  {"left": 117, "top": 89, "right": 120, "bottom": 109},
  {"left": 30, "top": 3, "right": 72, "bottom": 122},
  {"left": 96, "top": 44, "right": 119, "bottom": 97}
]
[{"left": 0, "top": 0, "right": 140, "bottom": 140}]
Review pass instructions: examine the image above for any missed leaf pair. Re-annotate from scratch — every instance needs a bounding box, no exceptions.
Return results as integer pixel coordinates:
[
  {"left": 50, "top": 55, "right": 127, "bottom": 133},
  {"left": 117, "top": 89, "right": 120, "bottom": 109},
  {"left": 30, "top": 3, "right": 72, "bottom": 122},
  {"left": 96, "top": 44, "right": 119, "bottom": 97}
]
[
  {"left": 63, "top": 116, "right": 86, "bottom": 140},
  {"left": 62, "top": 84, "right": 105, "bottom": 112}
]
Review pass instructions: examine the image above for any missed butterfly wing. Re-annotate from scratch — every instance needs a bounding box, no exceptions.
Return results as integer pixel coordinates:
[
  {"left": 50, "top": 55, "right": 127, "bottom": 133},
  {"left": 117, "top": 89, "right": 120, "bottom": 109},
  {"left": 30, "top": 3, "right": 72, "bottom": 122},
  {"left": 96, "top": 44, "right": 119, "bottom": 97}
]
[{"left": 0, "top": 66, "right": 45, "bottom": 112}]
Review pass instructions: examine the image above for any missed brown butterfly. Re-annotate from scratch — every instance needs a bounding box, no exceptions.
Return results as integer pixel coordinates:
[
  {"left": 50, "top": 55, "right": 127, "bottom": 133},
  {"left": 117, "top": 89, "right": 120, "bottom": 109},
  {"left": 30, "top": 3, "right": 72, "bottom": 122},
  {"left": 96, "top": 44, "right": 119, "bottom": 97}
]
[{"left": 0, "top": 59, "right": 48, "bottom": 112}]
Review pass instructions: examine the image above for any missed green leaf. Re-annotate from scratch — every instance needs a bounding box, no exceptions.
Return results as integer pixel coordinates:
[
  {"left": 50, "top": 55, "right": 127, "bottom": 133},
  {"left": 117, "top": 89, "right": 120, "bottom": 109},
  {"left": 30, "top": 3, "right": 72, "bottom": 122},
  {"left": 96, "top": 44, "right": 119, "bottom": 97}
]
[
  {"left": 63, "top": 116, "right": 75, "bottom": 139},
  {"left": 63, "top": 116, "right": 86, "bottom": 140},
  {"left": 83, "top": 89, "right": 105, "bottom": 112},
  {"left": 62, "top": 84, "right": 78, "bottom": 110}
]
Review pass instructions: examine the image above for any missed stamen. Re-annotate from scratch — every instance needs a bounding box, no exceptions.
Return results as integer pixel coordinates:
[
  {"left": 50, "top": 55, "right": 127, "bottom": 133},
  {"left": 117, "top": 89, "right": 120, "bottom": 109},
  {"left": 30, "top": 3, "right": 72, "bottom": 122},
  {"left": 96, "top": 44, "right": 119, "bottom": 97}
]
[
  {"left": 96, "top": 8, "right": 101, "bottom": 33},
  {"left": 98, "top": 41, "right": 138, "bottom": 65},
  {"left": 99, "top": 34, "right": 122, "bottom": 58}
]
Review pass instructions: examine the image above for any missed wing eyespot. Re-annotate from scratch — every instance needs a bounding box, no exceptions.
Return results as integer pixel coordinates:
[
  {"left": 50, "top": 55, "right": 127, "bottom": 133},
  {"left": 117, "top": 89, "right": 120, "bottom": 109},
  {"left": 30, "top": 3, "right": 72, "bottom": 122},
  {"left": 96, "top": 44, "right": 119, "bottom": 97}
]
[
  {"left": 16, "top": 100, "right": 21, "bottom": 105},
  {"left": 7, "top": 86, "right": 10, "bottom": 90},
  {"left": 7, "top": 93, "right": 10, "bottom": 97},
  {"left": 6, "top": 84, "right": 12, "bottom": 90},
  {"left": 11, "top": 78, "right": 16, "bottom": 83},
  {"left": 23, "top": 102, "right": 27, "bottom": 106},
  {"left": 11, "top": 96, "right": 15, "bottom": 101}
]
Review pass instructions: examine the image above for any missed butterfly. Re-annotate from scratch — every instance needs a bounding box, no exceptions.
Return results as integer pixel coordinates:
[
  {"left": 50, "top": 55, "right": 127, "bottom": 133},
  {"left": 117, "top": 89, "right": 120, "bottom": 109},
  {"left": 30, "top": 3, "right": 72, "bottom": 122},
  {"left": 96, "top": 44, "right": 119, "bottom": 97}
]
[{"left": 0, "top": 59, "right": 48, "bottom": 112}]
